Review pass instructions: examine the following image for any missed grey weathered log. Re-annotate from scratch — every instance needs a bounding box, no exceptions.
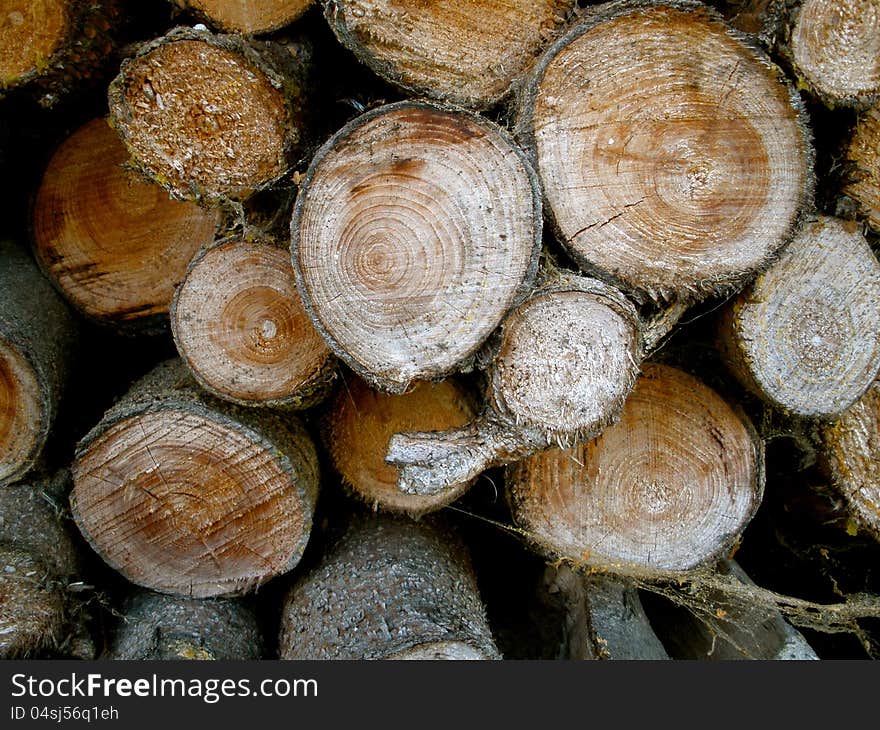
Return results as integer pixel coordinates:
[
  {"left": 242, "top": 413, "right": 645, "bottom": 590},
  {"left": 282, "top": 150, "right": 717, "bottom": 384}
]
[
  {"left": 106, "top": 590, "right": 263, "bottom": 660},
  {"left": 0, "top": 239, "right": 77, "bottom": 487},
  {"left": 70, "top": 358, "right": 320, "bottom": 598},
  {"left": 279, "top": 514, "right": 500, "bottom": 659}
]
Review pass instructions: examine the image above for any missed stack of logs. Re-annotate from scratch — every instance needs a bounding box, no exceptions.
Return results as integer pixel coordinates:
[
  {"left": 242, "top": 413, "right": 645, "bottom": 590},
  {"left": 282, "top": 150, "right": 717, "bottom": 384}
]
[{"left": 1, "top": 0, "right": 879, "bottom": 660}]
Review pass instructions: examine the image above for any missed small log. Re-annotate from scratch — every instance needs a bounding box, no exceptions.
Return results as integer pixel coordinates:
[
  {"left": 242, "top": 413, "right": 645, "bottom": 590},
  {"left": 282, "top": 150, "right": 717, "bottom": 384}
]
[
  {"left": 642, "top": 559, "right": 819, "bottom": 659},
  {"left": 0, "top": 0, "right": 120, "bottom": 107},
  {"left": 514, "top": 0, "right": 813, "bottom": 302},
  {"left": 778, "top": 0, "right": 880, "bottom": 108},
  {"left": 32, "top": 117, "right": 220, "bottom": 333},
  {"left": 386, "top": 271, "right": 642, "bottom": 496},
  {"left": 323, "top": 0, "right": 576, "bottom": 110},
  {"left": 820, "top": 379, "right": 880, "bottom": 541},
  {"left": 322, "top": 375, "right": 477, "bottom": 516},
  {"left": 713, "top": 0, "right": 782, "bottom": 45},
  {"left": 279, "top": 514, "right": 500, "bottom": 659},
  {"left": 108, "top": 26, "right": 313, "bottom": 204},
  {"left": 843, "top": 103, "right": 880, "bottom": 233},
  {"left": 291, "top": 100, "right": 541, "bottom": 394},
  {"left": 171, "top": 235, "right": 335, "bottom": 408},
  {"left": 0, "top": 240, "right": 76, "bottom": 487},
  {"left": 70, "top": 358, "right": 320, "bottom": 598},
  {"left": 543, "top": 564, "right": 669, "bottom": 660},
  {"left": 0, "top": 471, "right": 85, "bottom": 659},
  {"left": 107, "top": 590, "right": 263, "bottom": 660},
  {"left": 506, "top": 363, "right": 764, "bottom": 577},
  {"left": 171, "top": 0, "right": 314, "bottom": 35},
  {"left": 719, "top": 216, "right": 880, "bottom": 419}
]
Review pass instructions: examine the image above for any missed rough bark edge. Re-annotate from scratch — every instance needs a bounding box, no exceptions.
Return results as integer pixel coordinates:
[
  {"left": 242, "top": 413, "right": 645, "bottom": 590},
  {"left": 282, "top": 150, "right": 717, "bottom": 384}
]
[
  {"left": 170, "top": 233, "right": 338, "bottom": 410},
  {"left": 290, "top": 99, "right": 543, "bottom": 395},
  {"left": 107, "top": 26, "right": 314, "bottom": 207},
  {"left": 510, "top": 0, "right": 816, "bottom": 305},
  {"left": 70, "top": 358, "right": 320, "bottom": 597}
]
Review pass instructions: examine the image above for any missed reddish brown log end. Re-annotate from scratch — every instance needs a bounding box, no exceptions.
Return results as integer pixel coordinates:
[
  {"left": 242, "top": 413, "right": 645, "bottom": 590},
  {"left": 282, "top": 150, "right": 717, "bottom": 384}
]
[{"left": 174, "top": 0, "right": 314, "bottom": 34}]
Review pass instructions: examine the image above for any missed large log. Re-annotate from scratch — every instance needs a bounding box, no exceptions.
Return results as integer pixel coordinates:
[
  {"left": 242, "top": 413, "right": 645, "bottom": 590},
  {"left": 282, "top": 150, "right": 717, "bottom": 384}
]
[
  {"left": 32, "top": 117, "right": 220, "bottom": 333},
  {"left": 719, "top": 216, "right": 880, "bottom": 419},
  {"left": 108, "top": 26, "right": 313, "bottom": 204},
  {"left": 278, "top": 514, "right": 500, "bottom": 659},
  {"left": 171, "top": 235, "right": 335, "bottom": 408},
  {"left": 0, "top": 240, "right": 76, "bottom": 487},
  {"left": 70, "top": 358, "right": 320, "bottom": 598},
  {"left": 291, "top": 100, "right": 541, "bottom": 394},
  {"left": 322, "top": 0, "right": 576, "bottom": 110},
  {"left": 514, "top": 0, "right": 813, "bottom": 303},
  {"left": 106, "top": 590, "right": 263, "bottom": 660},
  {"left": 506, "top": 363, "right": 764, "bottom": 577},
  {"left": 171, "top": 0, "right": 314, "bottom": 35}
]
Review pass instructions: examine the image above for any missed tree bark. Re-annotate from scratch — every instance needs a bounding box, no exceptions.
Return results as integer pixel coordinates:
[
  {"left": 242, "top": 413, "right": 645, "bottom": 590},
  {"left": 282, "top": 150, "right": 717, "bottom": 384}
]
[
  {"left": 171, "top": 235, "right": 335, "bottom": 408},
  {"left": 843, "top": 102, "right": 880, "bottom": 234},
  {"left": 0, "top": 470, "right": 88, "bottom": 659},
  {"left": 776, "top": 0, "right": 880, "bottom": 108},
  {"left": 171, "top": 0, "right": 314, "bottom": 35},
  {"left": 106, "top": 590, "right": 263, "bottom": 660},
  {"left": 321, "top": 374, "right": 477, "bottom": 516},
  {"left": 820, "top": 379, "right": 880, "bottom": 541},
  {"left": 0, "top": 0, "right": 120, "bottom": 107},
  {"left": 641, "top": 559, "right": 819, "bottom": 659},
  {"left": 108, "top": 26, "right": 313, "bottom": 205},
  {"left": 322, "top": 0, "right": 576, "bottom": 110},
  {"left": 291, "top": 100, "right": 541, "bottom": 394},
  {"left": 0, "top": 240, "right": 76, "bottom": 487},
  {"left": 513, "top": 0, "right": 813, "bottom": 303},
  {"left": 718, "top": 216, "right": 880, "bottom": 419},
  {"left": 278, "top": 514, "right": 500, "bottom": 659},
  {"left": 31, "top": 117, "right": 220, "bottom": 334},
  {"left": 386, "top": 270, "right": 642, "bottom": 497},
  {"left": 70, "top": 358, "right": 320, "bottom": 599},
  {"left": 505, "top": 362, "right": 764, "bottom": 578}
]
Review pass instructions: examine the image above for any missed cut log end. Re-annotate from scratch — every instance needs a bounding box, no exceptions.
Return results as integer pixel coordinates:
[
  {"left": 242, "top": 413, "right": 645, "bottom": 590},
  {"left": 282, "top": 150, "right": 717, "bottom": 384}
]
[
  {"left": 517, "top": 0, "right": 812, "bottom": 300},
  {"left": 507, "top": 363, "right": 763, "bottom": 577},
  {"left": 0, "top": 1, "right": 67, "bottom": 85},
  {"left": 722, "top": 216, "right": 880, "bottom": 419},
  {"left": 292, "top": 101, "right": 540, "bottom": 393},
  {"left": 109, "top": 30, "right": 302, "bottom": 202},
  {"left": 324, "top": 376, "right": 476, "bottom": 515},
  {"left": 325, "top": 0, "right": 576, "bottom": 109},
  {"left": 175, "top": 0, "right": 314, "bottom": 34},
  {"left": 844, "top": 103, "right": 880, "bottom": 233},
  {"left": 32, "top": 118, "right": 219, "bottom": 327},
  {"left": 172, "top": 237, "right": 335, "bottom": 408},
  {"left": 821, "top": 380, "right": 880, "bottom": 539},
  {"left": 789, "top": 0, "right": 880, "bottom": 107},
  {"left": 0, "top": 344, "right": 43, "bottom": 486}
]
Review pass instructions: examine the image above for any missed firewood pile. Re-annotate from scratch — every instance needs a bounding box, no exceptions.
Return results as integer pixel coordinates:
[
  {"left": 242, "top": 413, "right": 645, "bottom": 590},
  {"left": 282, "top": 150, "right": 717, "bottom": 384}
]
[{"left": 1, "top": 0, "right": 879, "bottom": 661}]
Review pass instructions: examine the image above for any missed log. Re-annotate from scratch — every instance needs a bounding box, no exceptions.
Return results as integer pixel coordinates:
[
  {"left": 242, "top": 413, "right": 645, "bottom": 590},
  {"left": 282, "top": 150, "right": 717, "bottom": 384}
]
[
  {"left": 321, "top": 374, "right": 477, "bottom": 515},
  {"left": 0, "top": 0, "right": 120, "bottom": 107},
  {"left": 642, "top": 559, "right": 819, "bottom": 659},
  {"left": 0, "top": 471, "right": 86, "bottom": 659},
  {"left": 70, "top": 358, "right": 320, "bottom": 598},
  {"left": 108, "top": 26, "right": 313, "bottom": 204},
  {"left": 843, "top": 103, "right": 880, "bottom": 233},
  {"left": 0, "top": 240, "right": 76, "bottom": 487},
  {"left": 505, "top": 363, "right": 764, "bottom": 577},
  {"left": 291, "top": 100, "right": 541, "bottom": 394},
  {"left": 106, "top": 590, "right": 263, "bottom": 660},
  {"left": 322, "top": 0, "right": 576, "bottom": 110},
  {"left": 278, "top": 514, "right": 500, "bottom": 659},
  {"left": 778, "top": 0, "right": 880, "bottom": 108},
  {"left": 514, "top": 0, "right": 813, "bottom": 302},
  {"left": 719, "top": 216, "right": 880, "bottom": 419},
  {"left": 171, "top": 0, "right": 314, "bottom": 35},
  {"left": 820, "top": 379, "right": 880, "bottom": 541},
  {"left": 171, "top": 235, "right": 335, "bottom": 408},
  {"left": 712, "top": 0, "right": 781, "bottom": 45},
  {"left": 31, "top": 117, "right": 220, "bottom": 333},
  {"left": 543, "top": 564, "right": 669, "bottom": 659},
  {"left": 386, "top": 271, "right": 642, "bottom": 497}
]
